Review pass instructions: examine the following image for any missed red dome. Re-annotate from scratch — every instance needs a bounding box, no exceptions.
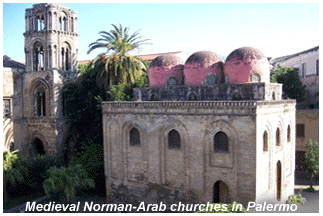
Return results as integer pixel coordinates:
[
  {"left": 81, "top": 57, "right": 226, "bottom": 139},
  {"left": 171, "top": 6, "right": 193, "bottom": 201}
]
[
  {"left": 184, "top": 51, "right": 224, "bottom": 86},
  {"left": 148, "top": 54, "right": 184, "bottom": 87},
  {"left": 224, "top": 47, "right": 270, "bottom": 84}
]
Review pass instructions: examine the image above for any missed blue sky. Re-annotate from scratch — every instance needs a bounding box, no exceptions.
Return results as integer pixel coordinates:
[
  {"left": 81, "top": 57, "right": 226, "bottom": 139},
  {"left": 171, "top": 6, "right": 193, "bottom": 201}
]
[{"left": 2, "top": 2, "right": 319, "bottom": 63}]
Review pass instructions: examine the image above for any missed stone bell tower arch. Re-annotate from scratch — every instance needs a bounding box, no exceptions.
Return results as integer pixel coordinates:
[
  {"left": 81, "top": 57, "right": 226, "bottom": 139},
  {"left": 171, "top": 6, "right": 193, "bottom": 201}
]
[
  {"left": 24, "top": 3, "right": 78, "bottom": 72},
  {"left": 14, "top": 3, "right": 79, "bottom": 157}
]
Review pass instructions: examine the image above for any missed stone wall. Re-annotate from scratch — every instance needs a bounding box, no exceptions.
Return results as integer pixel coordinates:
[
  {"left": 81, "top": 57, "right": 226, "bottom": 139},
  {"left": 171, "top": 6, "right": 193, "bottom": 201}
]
[
  {"left": 134, "top": 82, "right": 282, "bottom": 102},
  {"left": 102, "top": 100, "right": 296, "bottom": 206}
]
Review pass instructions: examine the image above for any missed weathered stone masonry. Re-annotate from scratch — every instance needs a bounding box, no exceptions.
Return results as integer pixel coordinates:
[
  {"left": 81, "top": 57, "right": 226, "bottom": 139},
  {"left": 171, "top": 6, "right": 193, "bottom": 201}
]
[{"left": 102, "top": 47, "right": 296, "bottom": 206}]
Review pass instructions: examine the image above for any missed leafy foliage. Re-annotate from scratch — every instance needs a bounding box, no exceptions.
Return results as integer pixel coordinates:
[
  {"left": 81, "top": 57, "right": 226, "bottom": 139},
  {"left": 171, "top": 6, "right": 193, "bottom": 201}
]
[
  {"left": 61, "top": 24, "right": 150, "bottom": 195},
  {"left": 286, "top": 190, "right": 307, "bottom": 205},
  {"left": 88, "top": 24, "right": 151, "bottom": 89},
  {"left": 302, "top": 139, "right": 319, "bottom": 189},
  {"left": 3, "top": 150, "right": 25, "bottom": 193},
  {"left": 15, "top": 155, "right": 64, "bottom": 189},
  {"left": 43, "top": 164, "right": 95, "bottom": 203},
  {"left": 3, "top": 150, "right": 63, "bottom": 200},
  {"left": 270, "top": 65, "right": 306, "bottom": 102}
]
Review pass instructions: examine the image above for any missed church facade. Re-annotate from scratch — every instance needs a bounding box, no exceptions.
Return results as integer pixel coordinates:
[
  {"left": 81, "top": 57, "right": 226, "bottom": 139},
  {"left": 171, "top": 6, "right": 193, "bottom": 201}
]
[
  {"left": 102, "top": 48, "right": 296, "bottom": 205},
  {"left": 6, "top": 3, "right": 79, "bottom": 157}
]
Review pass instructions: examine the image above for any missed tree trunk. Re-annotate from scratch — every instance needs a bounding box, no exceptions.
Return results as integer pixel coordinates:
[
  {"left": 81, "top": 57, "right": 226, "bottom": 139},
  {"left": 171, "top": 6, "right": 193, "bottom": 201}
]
[
  {"left": 310, "top": 174, "right": 313, "bottom": 189},
  {"left": 66, "top": 193, "right": 71, "bottom": 203}
]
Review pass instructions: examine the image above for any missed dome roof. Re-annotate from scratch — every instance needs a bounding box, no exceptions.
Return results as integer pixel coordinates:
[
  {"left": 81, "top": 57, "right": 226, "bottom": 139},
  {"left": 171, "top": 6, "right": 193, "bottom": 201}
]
[
  {"left": 226, "top": 47, "right": 265, "bottom": 62},
  {"left": 150, "top": 54, "right": 183, "bottom": 68},
  {"left": 185, "top": 51, "right": 224, "bottom": 67},
  {"left": 224, "top": 47, "right": 270, "bottom": 84}
]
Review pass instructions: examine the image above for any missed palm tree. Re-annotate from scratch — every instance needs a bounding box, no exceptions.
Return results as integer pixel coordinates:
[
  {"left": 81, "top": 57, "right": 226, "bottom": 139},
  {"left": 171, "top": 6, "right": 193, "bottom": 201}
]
[{"left": 87, "top": 24, "right": 151, "bottom": 90}]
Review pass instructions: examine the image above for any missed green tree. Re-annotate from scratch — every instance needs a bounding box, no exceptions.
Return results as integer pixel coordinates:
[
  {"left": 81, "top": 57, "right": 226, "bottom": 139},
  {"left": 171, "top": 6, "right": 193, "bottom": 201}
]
[
  {"left": 3, "top": 150, "right": 27, "bottom": 201},
  {"left": 88, "top": 24, "right": 151, "bottom": 90},
  {"left": 270, "top": 65, "right": 306, "bottom": 102},
  {"left": 302, "top": 139, "right": 319, "bottom": 190},
  {"left": 43, "top": 164, "right": 95, "bottom": 203}
]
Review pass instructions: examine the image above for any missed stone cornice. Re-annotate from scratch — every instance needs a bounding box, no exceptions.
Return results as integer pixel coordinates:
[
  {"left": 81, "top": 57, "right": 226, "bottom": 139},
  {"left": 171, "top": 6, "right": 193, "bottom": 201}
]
[{"left": 102, "top": 99, "right": 296, "bottom": 110}]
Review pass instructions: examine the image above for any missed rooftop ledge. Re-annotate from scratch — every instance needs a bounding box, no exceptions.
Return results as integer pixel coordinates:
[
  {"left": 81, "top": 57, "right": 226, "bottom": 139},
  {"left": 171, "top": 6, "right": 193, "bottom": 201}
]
[{"left": 102, "top": 99, "right": 296, "bottom": 109}]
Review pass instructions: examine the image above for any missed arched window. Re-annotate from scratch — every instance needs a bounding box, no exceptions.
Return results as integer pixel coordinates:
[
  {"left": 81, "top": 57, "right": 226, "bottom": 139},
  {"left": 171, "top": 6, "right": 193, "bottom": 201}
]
[
  {"left": 263, "top": 131, "right": 268, "bottom": 151},
  {"left": 59, "top": 17, "right": 62, "bottom": 30},
  {"left": 130, "top": 128, "right": 140, "bottom": 146},
  {"left": 272, "top": 92, "right": 276, "bottom": 100},
  {"left": 149, "top": 94, "right": 159, "bottom": 101},
  {"left": 36, "top": 91, "right": 46, "bottom": 117},
  {"left": 206, "top": 73, "right": 217, "bottom": 85},
  {"left": 252, "top": 73, "right": 260, "bottom": 82},
  {"left": 33, "top": 42, "right": 44, "bottom": 71},
  {"left": 36, "top": 15, "right": 45, "bottom": 31},
  {"left": 287, "top": 125, "right": 291, "bottom": 142},
  {"left": 166, "top": 76, "right": 177, "bottom": 86},
  {"left": 61, "top": 42, "right": 71, "bottom": 70},
  {"left": 276, "top": 128, "right": 280, "bottom": 146},
  {"left": 63, "top": 17, "right": 67, "bottom": 31},
  {"left": 188, "top": 93, "right": 197, "bottom": 101},
  {"left": 168, "top": 130, "right": 180, "bottom": 149},
  {"left": 48, "top": 12, "right": 52, "bottom": 30},
  {"left": 32, "top": 80, "right": 47, "bottom": 117},
  {"left": 214, "top": 132, "right": 228, "bottom": 153}
]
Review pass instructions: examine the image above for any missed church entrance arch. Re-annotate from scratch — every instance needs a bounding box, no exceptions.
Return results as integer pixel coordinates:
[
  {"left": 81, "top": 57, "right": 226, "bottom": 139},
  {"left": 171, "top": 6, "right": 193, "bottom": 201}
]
[
  {"left": 213, "top": 180, "right": 229, "bottom": 203},
  {"left": 31, "top": 137, "right": 45, "bottom": 155}
]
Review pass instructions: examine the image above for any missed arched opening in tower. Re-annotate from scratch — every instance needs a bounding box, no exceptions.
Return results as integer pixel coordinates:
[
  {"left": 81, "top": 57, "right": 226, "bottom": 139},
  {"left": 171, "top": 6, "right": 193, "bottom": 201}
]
[
  {"left": 31, "top": 138, "right": 45, "bottom": 155},
  {"left": 213, "top": 180, "right": 229, "bottom": 203}
]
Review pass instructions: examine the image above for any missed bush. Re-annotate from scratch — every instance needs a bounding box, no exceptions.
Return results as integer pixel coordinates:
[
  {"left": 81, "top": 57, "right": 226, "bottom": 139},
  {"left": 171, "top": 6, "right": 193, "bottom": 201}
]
[
  {"left": 43, "top": 164, "right": 95, "bottom": 203},
  {"left": 286, "top": 191, "right": 307, "bottom": 205},
  {"left": 196, "top": 203, "right": 248, "bottom": 213},
  {"left": 5, "top": 154, "right": 64, "bottom": 198}
]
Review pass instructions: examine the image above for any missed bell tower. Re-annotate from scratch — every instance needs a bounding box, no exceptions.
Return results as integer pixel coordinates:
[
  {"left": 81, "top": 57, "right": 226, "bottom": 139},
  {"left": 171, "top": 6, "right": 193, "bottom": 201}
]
[
  {"left": 14, "top": 3, "right": 79, "bottom": 157},
  {"left": 24, "top": 3, "right": 78, "bottom": 72}
]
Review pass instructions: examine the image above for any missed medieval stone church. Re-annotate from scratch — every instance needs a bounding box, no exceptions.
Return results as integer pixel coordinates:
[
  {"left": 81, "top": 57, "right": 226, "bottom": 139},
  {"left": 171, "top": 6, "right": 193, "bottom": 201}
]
[
  {"left": 3, "top": 3, "right": 78, "bottom": 157},
  {"left": 3, "top": 3, "right": 296, "bottom": 206},
  {"left": 102, "top": 50, "right": 296, "bottom": 205}
]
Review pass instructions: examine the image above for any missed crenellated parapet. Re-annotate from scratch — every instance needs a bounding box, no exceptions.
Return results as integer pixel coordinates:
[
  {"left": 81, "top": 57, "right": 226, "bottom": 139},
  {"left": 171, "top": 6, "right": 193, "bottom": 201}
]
[{"left": 134, "top": 82, "right": 283, "bottom": 102}]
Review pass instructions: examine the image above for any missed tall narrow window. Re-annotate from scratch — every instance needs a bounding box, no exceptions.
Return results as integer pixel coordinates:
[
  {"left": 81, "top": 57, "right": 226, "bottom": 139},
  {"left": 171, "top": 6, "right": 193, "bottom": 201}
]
[
  {"left": 316, "top": 60, "right": 319, "bottom": 76},
  {"left": 36, "top": 91, "right": 46, "bottom": 117},
  {"left": 276, "top": 128, "right": 280, "bottom": 146},
  {"left": 301, "top": 63, "right": 306, "bottom": 78},
  {"left": 130, "top": 128, "right": 140, "bottom": 146},
  {"left": 168, "top": 130, "right": 180, "bottom": 149},
  {"left": 33, "top": 42, "right": 44, "bottom": 71},
  {"left": 263, "top": 131, "right": 268, "bottom": 152},
  {"left": 59, "top": 17, "right": 62, "bottom": 30},
  {"left": 287, "top": 125, "right": 291, "bottom": 142},
  {"left": 61, "top": 48, "right": 65, "bottom": 70},
  {"left": 65, "top": 48, "right": 69, "bottom": 70},
  {"left": 36, "top": 15, "right": 45, "bottom": 31},
  {"left": 63, "top": 17, "right": 67, "bottom": 31},
  {"left": 296, "top": 124, "right": 305, "bottom": 137},
  {"left": 214, "top": 132, "right": 228, "bottom": 153}
]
